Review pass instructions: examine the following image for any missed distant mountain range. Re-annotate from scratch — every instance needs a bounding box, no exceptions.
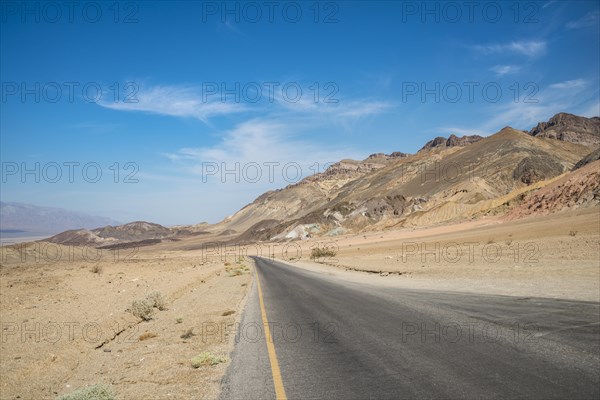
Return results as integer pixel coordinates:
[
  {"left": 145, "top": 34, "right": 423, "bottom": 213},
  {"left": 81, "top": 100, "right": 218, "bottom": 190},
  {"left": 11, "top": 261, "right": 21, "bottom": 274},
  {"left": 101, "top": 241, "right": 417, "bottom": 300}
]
[
  {"left": 0, "top": 202, "right": 120, "bottom": 237},
  {"left": 32, "top": 112, "right": 600, "bottom": 248},
  {"left": 208, "top": 112, "right": 599, "bottom": 241}
]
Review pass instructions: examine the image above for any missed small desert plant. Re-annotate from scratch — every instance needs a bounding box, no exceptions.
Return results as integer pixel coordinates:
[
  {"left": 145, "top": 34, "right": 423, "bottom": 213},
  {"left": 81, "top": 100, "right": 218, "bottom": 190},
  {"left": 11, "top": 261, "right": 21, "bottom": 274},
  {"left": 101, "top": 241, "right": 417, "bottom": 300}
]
[
  {"left": 569, "top": 230, "right": 578, "bottom": 237},
  {"left": 486, "top": 238, "right": 495, "bottom": 244},
  {"left": 129, "top": 299, "right": 154, "bottom": 321},
  {"left": 228, "top": 269, "right": 242, "bottom": 277},
  {"left": 57, "top": 384, "right": 115, "bottom": 400},
  {"left": 145, "top": 291, "right": 167, "bottom": 311},
  {"left": 91, "top": 265, "right": 102, "bottom": 274},
  {"left": 181, "top": 328, "right": 195, "bottom": 339},
  {"left": 176, "top": 317, "right": 183, "bottom": 324},
  {"left": 226, "top": 264, "right": 249, "bottom": 277},
  {"left": 310, "top": 247, "right": 337, "bottom": 260},
  {"left": 127, "top": 291, "right": 168, "bottom": 321},
  {"left": 138, "top": 332, "right": 157, "bottom": 341},
  {"left": 222, "top": 310, "right": 235, "bottom": 316},
  {"left": 191, "top": 352, "right": 226, "bottom": 368}
]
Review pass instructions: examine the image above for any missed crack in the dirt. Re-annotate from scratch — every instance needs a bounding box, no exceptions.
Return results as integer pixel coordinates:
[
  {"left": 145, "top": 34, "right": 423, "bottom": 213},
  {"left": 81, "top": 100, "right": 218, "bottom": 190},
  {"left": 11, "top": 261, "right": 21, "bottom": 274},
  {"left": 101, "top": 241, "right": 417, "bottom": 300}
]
[{"left": 94, "top": 323, "right": 136, "bottom": 350}]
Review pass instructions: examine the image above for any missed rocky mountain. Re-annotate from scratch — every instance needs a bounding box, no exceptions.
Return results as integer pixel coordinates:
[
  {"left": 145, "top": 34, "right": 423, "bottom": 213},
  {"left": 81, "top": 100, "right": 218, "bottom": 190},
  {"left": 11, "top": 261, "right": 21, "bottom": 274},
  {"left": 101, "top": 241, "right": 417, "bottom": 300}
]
[
  {"left": 212, "top": 114, "right": 598, "bottom": 242},
  {"left": 419, "top": 134, "right": 483, "bottom": 152},
  {"left": 366, "top": 152, "right": 410, "bottom": 159},
  {"left": 211, "top": 155, "right": 404, "bottom": 235},
  {"left": 36, "top": 113, "right": 600, "bottom": 247},
  {"left": 0, "top": 202, "right": 119, "bottom": 236},
  {"left": 528, "top": 112, "right": 600, "bottom": 147}
]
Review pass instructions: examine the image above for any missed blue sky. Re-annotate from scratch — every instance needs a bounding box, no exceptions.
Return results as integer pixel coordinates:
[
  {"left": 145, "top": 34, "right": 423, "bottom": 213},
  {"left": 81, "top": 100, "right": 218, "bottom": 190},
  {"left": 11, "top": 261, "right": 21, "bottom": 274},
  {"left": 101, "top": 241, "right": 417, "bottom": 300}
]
[{"left": 1, "top": 1, "right": 599, "bottom": 225}]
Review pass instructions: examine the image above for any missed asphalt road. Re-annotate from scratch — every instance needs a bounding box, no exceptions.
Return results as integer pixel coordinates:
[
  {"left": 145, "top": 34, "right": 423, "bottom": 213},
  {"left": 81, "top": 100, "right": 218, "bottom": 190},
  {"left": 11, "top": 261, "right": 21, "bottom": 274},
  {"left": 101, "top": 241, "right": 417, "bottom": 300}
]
[{"left": 220, "top": 257, "right": 600, "bottom": 399}]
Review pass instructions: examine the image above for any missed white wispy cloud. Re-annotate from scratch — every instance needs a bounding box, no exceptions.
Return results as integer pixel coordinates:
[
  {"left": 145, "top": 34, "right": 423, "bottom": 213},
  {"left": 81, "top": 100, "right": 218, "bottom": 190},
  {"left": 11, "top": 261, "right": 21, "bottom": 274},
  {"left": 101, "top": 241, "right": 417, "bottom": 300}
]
[
  {"left": 567, "top": 10, "right": 599, "bottom": 29},
  {"left": 218, "top": 20, "right": 248, "bottom": 36},
  {"left": 581, "top": 101, "right": 600, "bottom": 118},
  {"left": 335, "top": 101, "right": 393, "bottom": 118},
  {"left": 97, "top": 85, "right": 247, "bottom": 122},
  {"left": 549, "top": 79, "right": 588, "bottom": 90},
  {"left": 64, "top": 121, "right": 121, "bottom": 132},
  {"left": 490, "top": 65, "right": 521, "bottom": 76},
  {"left": 443, "top": 78, "right": 598, "bottom": 134},
  {"left": 485, "top": 82, "right": 595, "bottom": 131},
  {"left": 272, "top": 88, "right": 394, "bottom": 118},
  {"left": 474, "top": 40, "right": 547, "bottom": 57},
  {"left": 97, "top": 83, "right": 393, "bottom": 128},
  {"left": 542, "top": 1, "right": 556, "bottom": 9},
  {"left": 165, "top": 118, "right": 361, "bottom": 186},
  {"left": 274, "top": 95, "right": 394, "bottom": 131}
]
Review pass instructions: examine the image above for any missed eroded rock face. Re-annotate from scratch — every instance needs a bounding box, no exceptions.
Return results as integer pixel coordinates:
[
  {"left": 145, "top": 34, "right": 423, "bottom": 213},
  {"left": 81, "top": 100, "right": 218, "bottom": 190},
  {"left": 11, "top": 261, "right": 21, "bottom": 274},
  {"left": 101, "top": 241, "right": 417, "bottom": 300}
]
[
  {"left": 529, "top": 113, "right": 600, "bottom": 147},
  {"left": 573, "top": 148, "right": 600, "bottom": 171},
  {"left": 513, "top": 155, "right": 565, "bottom": 185},
  {"left": 316, "top": 159, "right": 386, "bottom": 177},
  {"left": 362, "top": 195, "right": 408, "bottom": 218},
  {"left": 446, "top": 134, "right": 483, "bottom": 147},
  {"left": 367, "top": 152, "right": 410, "bottom": 159},
  {"left": 423, "top": 136, "right": 447, "bottom": 150},
  {"left": 419, "top": 134, "right": 483, "bottom": 151},
  {"left": 505, "top": 160, "right": 600, "bottom": 220}
]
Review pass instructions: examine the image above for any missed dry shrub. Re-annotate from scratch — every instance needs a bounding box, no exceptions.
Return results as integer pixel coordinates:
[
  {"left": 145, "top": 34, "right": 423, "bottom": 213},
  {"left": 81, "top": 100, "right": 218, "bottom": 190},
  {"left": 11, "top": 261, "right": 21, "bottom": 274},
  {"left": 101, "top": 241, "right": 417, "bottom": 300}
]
[
  {"left": 310, "top": 247, "right": 337, "bottom": 260},
  {"left": 57, "top": 384, "right": 115, "bottom": 400},
  {"left": 127, "top": 291, "right": 168, "bottom": 321},
  {"left": 191, "top": 352, "right": 226, "bottom": 368},
  {"left": 145, "top": 291, "right": 167, "bottom": 311},
  {"left": 129, "top": 299, "right": 153, "bottom": 321}
]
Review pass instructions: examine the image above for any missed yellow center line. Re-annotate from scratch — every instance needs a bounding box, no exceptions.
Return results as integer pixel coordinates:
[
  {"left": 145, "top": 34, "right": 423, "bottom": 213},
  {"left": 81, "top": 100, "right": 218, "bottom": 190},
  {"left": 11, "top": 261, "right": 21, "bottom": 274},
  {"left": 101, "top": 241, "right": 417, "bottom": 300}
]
[{"left": 255, "top": 264, "right": 288, "bottom": 400}]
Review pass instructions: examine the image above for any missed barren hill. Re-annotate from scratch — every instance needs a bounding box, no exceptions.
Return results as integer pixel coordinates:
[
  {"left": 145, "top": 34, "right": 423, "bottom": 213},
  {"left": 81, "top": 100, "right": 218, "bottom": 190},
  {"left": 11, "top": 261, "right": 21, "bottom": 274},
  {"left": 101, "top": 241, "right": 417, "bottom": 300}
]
[
  {"left": 40, "top": 113, "right": 600, "bottom": 247},
  {"left": 214, "top": 115, "right": 597, "bottom": 241},
  {"left": 210, "top": 155, "right": 401, "bottom": 235},
  {"left": 46, "top": 221, "right": 188, "bottom": 247}
]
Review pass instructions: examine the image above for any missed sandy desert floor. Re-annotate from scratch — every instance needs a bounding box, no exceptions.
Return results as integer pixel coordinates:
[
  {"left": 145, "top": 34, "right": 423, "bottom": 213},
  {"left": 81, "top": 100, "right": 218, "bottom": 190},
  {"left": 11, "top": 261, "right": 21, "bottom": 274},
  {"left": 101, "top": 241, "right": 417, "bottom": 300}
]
[
  {"left": 0, "top": 207, "right": 598, "bottom": 399},
  {"left": 0, "top": 248, "right": 251, "bottom": 400},
  {"left": 266, "top": 207, "right": 600, "bottom": 302}
]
